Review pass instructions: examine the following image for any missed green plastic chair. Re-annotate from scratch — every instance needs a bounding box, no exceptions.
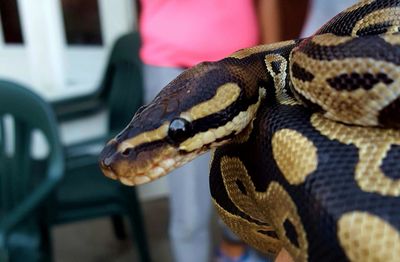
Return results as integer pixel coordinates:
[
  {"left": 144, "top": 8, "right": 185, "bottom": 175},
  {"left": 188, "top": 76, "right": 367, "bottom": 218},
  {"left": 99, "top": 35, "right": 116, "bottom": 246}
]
[
  {"left": 49, "top": 32, "right": 151, "bottom": 262},
  {"left": 53, "top": 31, "right": 143, "bottom": 126},
  {"left": 0, "top": 80, "right": 64, "bottom": 262}
]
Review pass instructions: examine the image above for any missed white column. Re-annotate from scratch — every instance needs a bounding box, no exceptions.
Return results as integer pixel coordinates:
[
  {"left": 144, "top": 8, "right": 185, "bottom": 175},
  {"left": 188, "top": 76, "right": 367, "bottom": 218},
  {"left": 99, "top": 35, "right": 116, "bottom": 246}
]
[
  {"left": 98, "top": 0, "right": 134, "bottom": 47},
  {"left": 18, "top": 0, "right": 66, "bottom": 97}
]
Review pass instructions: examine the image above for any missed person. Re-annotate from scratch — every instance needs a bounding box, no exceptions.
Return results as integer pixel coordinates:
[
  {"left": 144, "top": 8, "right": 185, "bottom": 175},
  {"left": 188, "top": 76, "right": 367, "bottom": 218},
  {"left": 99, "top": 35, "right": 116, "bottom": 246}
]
[{"left": 137, "top": 0, "right": 280, "bottom": 261}]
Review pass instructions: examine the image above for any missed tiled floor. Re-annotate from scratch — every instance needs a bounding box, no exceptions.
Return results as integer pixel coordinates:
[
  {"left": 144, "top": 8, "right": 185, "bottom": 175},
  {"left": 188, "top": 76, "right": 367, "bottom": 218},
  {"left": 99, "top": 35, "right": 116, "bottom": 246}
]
[{"left": 53, "top": 197, "right": 221, "bottom": 262}]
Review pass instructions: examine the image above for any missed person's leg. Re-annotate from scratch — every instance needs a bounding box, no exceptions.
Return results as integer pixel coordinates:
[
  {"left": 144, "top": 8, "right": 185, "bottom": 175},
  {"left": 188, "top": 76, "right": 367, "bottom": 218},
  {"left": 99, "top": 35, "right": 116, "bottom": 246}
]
[
  {"left": 142, "top": 64, "right": 184, "bottom": 103},
  {"left": 143, "top": 64, "right": 212, "bottom": 262},
  {"left": 168, "top": 153, "right": 212, "bottom": 262}
]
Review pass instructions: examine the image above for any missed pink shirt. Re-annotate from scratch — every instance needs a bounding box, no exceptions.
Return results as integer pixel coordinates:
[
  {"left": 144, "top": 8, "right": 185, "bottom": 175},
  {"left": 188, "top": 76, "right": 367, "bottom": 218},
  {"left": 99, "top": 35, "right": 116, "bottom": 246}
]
[{"left": 139, "top": 0, "right": 260, "bottom": 67}]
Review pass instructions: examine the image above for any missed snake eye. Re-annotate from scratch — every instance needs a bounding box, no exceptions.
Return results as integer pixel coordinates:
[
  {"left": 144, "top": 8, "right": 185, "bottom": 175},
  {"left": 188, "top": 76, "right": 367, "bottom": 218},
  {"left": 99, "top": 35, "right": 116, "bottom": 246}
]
[{"left": 168, "top": 118, "right": 193, "bottom": 144}]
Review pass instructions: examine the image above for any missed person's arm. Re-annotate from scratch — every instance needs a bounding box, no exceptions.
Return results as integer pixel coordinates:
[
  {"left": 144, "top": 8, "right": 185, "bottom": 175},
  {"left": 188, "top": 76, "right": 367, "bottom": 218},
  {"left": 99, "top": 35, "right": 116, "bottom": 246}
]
[{"left": 256, "top": 0, "right": 282, "bottom": 44}]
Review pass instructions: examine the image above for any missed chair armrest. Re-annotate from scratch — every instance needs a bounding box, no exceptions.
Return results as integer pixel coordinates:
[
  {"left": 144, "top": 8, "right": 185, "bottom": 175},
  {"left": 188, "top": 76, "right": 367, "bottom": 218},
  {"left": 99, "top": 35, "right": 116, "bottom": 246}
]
[
  {"left": 64, "top": 136, "right": 108, "bottom": 169},
  {"left": 51, "top": 93, "right": 105, "bottom": 122},
  {"left": 0, "top": 165, "right": 63, "bottom": 249}
]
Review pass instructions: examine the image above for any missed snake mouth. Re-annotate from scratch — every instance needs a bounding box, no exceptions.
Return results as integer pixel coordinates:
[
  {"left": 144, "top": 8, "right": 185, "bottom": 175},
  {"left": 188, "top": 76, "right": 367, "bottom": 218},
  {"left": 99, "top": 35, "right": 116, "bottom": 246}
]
[
  {"left": 119, "top": 158, "right": 178, "bottom": 186},
  {"left": 100, "top": 161, "right": 118, "bottom": 180},
  {"left": 99, "top": 138, "right": 206, "bottom": 186},
  {"left": 100, "top": 154, "right": 202, "bottom": 186}
]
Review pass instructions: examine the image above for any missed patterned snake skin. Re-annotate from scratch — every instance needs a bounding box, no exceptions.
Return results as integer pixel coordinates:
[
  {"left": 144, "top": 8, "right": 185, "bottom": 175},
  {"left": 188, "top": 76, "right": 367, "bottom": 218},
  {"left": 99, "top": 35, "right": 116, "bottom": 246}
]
[{"left": 100, "top": 0, "right": 400, "bottom": 261}]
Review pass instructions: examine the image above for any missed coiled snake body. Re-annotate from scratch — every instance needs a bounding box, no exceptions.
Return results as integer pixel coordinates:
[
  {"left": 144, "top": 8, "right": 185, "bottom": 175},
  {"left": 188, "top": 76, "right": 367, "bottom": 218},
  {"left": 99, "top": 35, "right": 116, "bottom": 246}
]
[{"left": 100, "top": 1, "right": 400, "bottom": 261}]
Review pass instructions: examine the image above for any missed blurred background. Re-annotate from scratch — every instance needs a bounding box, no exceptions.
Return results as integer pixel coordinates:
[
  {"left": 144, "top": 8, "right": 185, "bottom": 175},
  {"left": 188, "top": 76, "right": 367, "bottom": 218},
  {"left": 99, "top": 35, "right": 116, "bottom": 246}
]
[{"left": 0, "top": 0, "right": 356, "bottom": 262}]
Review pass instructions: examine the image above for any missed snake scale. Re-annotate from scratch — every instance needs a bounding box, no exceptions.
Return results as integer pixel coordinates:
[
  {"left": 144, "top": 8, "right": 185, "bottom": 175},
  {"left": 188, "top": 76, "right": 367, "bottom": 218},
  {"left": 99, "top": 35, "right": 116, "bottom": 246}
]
[{"left": 99, "top": 0, "right": 400, "bottom": 261}]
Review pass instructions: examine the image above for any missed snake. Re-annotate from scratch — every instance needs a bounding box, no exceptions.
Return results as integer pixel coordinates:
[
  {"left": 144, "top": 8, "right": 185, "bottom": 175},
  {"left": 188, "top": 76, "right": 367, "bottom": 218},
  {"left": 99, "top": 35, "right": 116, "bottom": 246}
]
[{"left": 99, "top": 0, "right": 400, "bottom": 261}]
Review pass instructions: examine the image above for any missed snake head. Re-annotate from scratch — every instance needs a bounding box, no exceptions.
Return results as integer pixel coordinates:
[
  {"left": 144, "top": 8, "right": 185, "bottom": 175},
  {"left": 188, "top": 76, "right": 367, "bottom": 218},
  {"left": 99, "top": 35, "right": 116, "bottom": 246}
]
[
  {"left": 99, "top": 107, "right": 205, "bottom": 186},
  {"left": 99, "top": 61, "right": 265, "bottom": 186}
]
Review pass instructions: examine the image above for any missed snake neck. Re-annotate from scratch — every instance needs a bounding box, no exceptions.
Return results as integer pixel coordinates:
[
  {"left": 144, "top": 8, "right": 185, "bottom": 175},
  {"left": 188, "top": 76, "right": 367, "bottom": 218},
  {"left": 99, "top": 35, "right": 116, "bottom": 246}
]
[{"left": 225, "top": 39, "right": 303, "bottom": 106}]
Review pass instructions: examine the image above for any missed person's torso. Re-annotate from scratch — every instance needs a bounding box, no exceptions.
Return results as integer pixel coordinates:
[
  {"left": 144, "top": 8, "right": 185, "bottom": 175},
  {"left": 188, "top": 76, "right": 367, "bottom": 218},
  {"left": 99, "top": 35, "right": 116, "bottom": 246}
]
[{"left": 139, "top": 0, "right": 260, "bottom": 67}]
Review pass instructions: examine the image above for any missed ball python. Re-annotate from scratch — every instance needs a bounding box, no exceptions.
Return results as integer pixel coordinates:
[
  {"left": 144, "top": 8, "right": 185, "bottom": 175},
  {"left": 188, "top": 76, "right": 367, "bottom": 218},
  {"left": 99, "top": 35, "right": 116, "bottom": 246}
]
[{"left": 99, "top": 0, "right": 400, "bottom": 261}]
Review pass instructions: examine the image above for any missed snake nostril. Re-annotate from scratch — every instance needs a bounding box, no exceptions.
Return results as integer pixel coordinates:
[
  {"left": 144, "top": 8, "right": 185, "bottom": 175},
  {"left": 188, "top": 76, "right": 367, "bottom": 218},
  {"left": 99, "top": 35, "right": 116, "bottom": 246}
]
[
  {"left": 100, "top": 139, "right": 118, "bottom": 164},
  {"left": 101, "top": 157, "right": 113, "bottom": 167},
  {"left": 99, "top": 160, "right": 108, "bottom": 171}
]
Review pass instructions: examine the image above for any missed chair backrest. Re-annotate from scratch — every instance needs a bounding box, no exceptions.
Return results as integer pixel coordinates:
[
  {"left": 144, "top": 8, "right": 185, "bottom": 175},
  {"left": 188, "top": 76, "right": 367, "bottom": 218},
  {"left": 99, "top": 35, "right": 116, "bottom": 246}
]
[
  {"left": 0, "top": 80, "right": 64, "bottom": 214},
  {"left": 99, "top": 32, "right": 144, "bottom": 136}
]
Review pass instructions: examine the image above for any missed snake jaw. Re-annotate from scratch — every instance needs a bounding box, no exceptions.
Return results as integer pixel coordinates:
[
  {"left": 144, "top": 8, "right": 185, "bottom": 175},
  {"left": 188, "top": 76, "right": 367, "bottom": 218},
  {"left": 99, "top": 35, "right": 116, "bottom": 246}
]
[{"left": 99, "top": 135, "right": 210, "bottom": 186}]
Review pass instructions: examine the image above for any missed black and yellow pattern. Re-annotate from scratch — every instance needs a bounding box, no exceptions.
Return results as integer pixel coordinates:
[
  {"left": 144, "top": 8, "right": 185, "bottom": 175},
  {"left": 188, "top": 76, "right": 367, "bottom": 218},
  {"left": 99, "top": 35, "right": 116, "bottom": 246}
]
[
  {"left": 210, "top": 100, "right": 400, "bottom": 261},
  {"left": 99, "top": 0, "right": 400, "bottom": 261}
]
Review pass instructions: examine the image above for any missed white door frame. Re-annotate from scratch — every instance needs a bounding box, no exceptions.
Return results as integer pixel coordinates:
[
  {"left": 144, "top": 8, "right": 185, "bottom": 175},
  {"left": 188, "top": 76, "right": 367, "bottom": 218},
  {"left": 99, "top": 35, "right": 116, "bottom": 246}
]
[{"left": 0, "top": 0, "right": 135, "bottom": 99}]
